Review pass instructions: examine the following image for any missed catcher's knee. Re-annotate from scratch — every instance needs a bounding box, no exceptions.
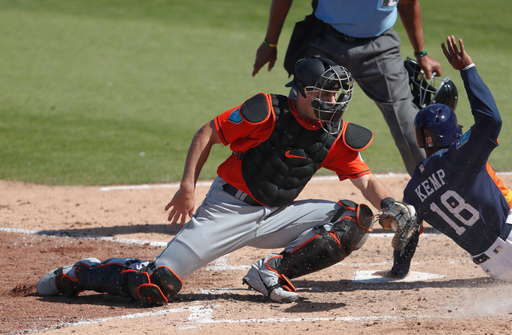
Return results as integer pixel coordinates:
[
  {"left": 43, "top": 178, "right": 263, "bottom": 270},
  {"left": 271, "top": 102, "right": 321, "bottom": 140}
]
[
  {"left": 126, "top": 266, "right": 182, "bottom": 305},
  {"left": 332, "top": 199, "right": 374, "bottom": 252},
  {"left": 277, "top": 200, "right": 374, "bottom": 279}
]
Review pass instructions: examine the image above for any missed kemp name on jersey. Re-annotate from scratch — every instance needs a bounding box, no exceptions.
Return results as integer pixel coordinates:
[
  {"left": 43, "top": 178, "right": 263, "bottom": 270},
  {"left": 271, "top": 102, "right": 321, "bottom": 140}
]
[{"left": 413, "top": 168, "right": 447, "bottom": 202}]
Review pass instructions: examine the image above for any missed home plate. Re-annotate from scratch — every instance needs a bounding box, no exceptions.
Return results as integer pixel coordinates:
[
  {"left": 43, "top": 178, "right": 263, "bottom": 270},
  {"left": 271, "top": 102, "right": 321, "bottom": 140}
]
[{"left": 353, "top": 270, "right": 444, "bottom": 283}]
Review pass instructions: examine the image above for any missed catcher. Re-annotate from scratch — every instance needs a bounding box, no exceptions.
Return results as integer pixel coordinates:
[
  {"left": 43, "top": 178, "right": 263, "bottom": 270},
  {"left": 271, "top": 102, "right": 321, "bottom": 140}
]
[{"left": 37, "top": 56, "right": 417, "bottom": 305}]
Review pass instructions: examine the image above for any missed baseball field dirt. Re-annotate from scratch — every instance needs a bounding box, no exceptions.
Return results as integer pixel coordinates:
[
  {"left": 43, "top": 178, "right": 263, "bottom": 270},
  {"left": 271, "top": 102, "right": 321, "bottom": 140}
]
[{"left": 1, "top": 175, "right": 512, "bottom": 334}]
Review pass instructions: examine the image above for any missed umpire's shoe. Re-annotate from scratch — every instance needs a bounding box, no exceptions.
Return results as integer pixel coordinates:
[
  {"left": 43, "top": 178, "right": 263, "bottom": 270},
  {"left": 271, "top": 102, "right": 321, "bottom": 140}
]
[
  {"left": 243, "top": 255, "right": 298, "bottom": 303},
  {"left": 37, "top": 258, "right": 100, "bottom": 296}
]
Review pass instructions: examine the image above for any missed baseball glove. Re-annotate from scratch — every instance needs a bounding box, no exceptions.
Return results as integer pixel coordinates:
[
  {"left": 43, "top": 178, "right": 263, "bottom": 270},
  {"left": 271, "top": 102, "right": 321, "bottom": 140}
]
[{"left": 378, "top": 200, "right": 420, "bottom": 253}]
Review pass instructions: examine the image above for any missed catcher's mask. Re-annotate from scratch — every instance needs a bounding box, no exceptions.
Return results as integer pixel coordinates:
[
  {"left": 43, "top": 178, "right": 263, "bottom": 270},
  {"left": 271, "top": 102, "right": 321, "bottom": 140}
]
[
  {"left": 414, "top": 104, "right": 463, "bottom": 149},
  {"left": 287, "top": 56, "right": 354, "bottom": 134},
  {"left": 405, "top": 57, "right": 458, "bottom": 111}
]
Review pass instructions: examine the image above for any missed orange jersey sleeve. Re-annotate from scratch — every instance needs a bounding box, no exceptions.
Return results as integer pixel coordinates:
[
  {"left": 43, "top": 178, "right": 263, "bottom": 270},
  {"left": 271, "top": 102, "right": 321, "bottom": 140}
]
[
  {"left": 486, "top": 162, "right": 512, "bottom": 209},
  {"left": 214, "top": 94, "right": 274, "bottom": 152},
  {"left": 321, "top": 122, "right": 372, "bottom": 180},
  {"left": 321, "top": 140, "right": 372, "bottom": 180}
]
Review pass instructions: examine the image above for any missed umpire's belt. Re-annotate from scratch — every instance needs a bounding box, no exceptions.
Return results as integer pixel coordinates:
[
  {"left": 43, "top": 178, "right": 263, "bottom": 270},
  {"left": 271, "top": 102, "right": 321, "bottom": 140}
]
[
  {"left": 472, "top": 222, "right": 512, "bottom": 265},
  {"left": 222, "top": 183, "right": 261, "bottom": 206},
  {"left": 325, "top": 23, "right": 369, "bottom": 42}
]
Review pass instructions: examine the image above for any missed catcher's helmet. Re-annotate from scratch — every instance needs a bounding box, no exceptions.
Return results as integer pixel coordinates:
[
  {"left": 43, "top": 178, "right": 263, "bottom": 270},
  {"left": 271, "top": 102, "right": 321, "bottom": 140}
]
[
  {"left": 414, "top": 104, "right": 463, "bottom": 149},
  {"left": 405, "top": 57, "right": 458, "bottom": 110},
  {"left": 289, "top": 56, "right": 354, "bottom": 134}
]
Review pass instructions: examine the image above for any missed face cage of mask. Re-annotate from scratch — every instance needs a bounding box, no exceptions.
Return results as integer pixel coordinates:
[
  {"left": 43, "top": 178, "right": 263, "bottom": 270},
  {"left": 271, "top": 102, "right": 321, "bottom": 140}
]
[
  {"left": 305, "top": 87, "right": 352, "bottom": 134},
  {"left": 413, "top": 70, "right": 452, "bottom": 109}
]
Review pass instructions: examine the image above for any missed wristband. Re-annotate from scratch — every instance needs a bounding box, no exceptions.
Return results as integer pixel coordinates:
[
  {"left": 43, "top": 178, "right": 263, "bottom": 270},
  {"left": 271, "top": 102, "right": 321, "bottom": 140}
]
[
  {"left": 414, "top": 50, "right": 427, "bottom": 58},
  {"left": 264, "top": 38, "right": 277, "bottom": 48},
  {"left": 462, "top": 63, "right": 476, "bottom": 71},
  {"left": 380, "top": 197, "right": 395, "bottom": 209}
]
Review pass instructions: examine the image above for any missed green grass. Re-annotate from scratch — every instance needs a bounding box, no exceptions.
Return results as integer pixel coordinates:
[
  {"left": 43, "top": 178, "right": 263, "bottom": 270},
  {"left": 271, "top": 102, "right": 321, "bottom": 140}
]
[{"left": 1, "top": 0, "right": 511, "bottom": 185}]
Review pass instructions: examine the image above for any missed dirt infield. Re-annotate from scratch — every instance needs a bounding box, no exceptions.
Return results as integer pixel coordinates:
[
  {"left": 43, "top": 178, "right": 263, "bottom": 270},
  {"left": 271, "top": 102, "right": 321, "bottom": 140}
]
[{"left": 1, "top": 175, "right": 512, "bottom": 334}]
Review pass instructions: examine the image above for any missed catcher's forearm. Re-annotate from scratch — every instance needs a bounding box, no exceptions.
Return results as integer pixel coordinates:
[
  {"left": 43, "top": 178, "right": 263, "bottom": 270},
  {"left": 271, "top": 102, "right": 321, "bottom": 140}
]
[{"left": 352, "top": 174, "right": 395, "bottom": 210}]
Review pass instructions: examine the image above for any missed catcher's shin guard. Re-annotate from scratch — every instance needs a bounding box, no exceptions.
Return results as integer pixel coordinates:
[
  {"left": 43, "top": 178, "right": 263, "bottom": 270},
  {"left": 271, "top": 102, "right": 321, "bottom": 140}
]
[
  {"left": 57, "top": 258, "right": 126, "bottom": 297},
  {"left": 278, "top": 200, "right": 374, "bottom": 279},
  {"left": 61, "top": 258, "right": 182, "bottom": 305}
]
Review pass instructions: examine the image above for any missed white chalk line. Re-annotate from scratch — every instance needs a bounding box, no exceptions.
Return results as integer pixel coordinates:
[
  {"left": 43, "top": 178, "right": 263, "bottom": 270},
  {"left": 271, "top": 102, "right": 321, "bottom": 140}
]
[
  {"left": 97, "top": 171, "right": 512, "bottom": 191},
  {"left": 12, "top": 302, "right": 438, "bottom": 334},
  {"left": 98, "top": 173, "right": 411, "bottom": 191},
  {"left": 0, "top": 226, "right": 438, "bottom": 255},
  {"left": 0, "top": 227, "right": 447, "bottom": 274},
  {"left": 2, "top": 226, "right": 395, "bottom": 272},
  {"left": 0, "top": 227, "right": 169, "bottom": 248},
  {"left": 2, "top": 227, "right": 455, "bottom": 275}
]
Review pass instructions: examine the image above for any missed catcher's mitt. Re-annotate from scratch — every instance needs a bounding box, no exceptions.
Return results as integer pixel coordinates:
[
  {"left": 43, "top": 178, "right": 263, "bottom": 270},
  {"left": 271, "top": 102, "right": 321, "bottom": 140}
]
[{"left": 378, "top": 199, "right": 420, "bottom": 253}]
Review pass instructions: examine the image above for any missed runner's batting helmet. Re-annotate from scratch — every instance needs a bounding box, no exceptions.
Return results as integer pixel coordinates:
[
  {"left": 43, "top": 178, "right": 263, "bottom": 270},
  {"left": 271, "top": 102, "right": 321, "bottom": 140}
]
[
  {"left": 288, "top": 56, "right": 354, "bottom": 134},
  {"left": 405, "top": 58, "right": 458, "bottom": 111},
  {"left": 414, "top": 104, "right": 463, "bottom": 148}
]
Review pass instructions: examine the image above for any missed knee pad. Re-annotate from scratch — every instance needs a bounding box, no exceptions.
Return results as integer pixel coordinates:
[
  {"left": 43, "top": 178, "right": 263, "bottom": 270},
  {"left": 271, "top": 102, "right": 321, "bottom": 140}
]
[
  {"left": 332, "top": 199, "right": 374, "bottom": 252},
  {"left": 277, "top": 200, "right": 374, "bottom": 280}
]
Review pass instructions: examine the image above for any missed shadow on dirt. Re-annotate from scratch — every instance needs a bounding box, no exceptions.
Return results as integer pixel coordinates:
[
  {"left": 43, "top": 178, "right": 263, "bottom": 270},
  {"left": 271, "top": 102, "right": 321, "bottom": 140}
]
[
  {"left": 299, "top": 276, "right": 499, "bottom": 293},
  {"left": 35, "top": 226, "right": 443, "bottom": 241},
  {"left": 37, "top": 294, "right": 157, "bottom": 309},
  {"left": 36, "top": 223, "right": 181, "bottom": 239},
  {"left": 36, "top": 277, "right": 500, "bottom": 313},
  {"left": 36, "top": 290, "right": 347, "bottom": 313}
]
